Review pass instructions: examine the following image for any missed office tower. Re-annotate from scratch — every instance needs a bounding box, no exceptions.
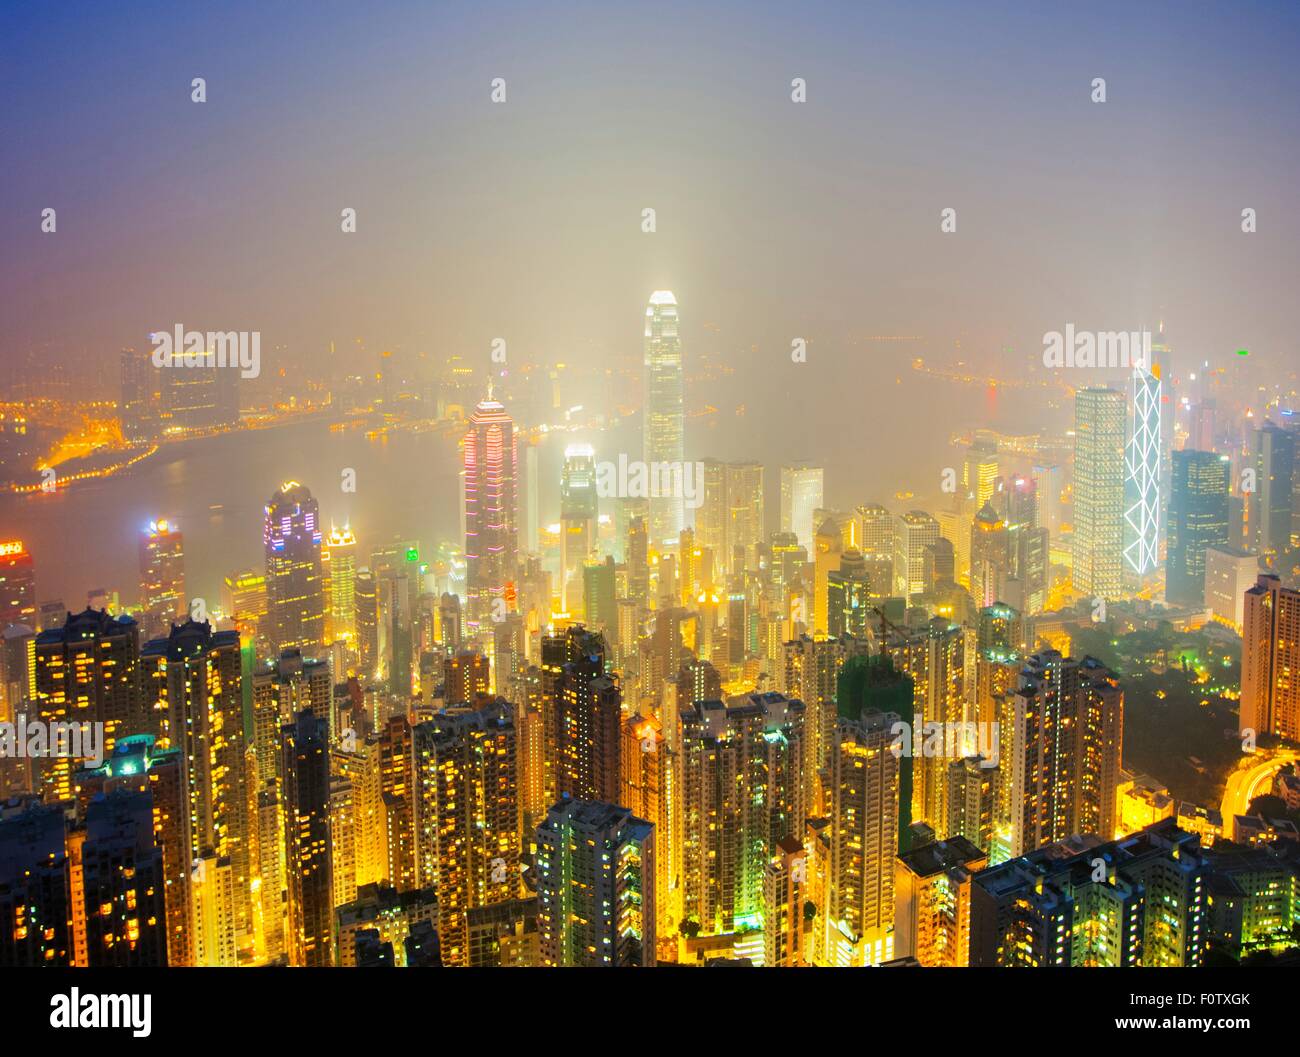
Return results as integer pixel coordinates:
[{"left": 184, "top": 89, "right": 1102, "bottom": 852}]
[
  {"left": 964, "top": 441, "right": 999, "bottom": 508},
  {"left": 1073, "top": 387, "right": 1126, "bottom": 598},
  {"left": 1123, "top": 364, "right": 1162, "bottom": 577},
  {"left": 810, "top": 517, "right": 843, "bottom": 637},
  {"left": 969, "top": 503, "right": 1009, "bottom": 608},
  {"left": 826, "top": 551, "right": 871, "bottom": 640},
  {"left": 536, "top": 799, "right": 656, "bottom": 967},
  {"left": 680, "top": 692, "right": 806, "bottom": 937},
  {"left": 118, "top": 345, "right": 155, "bottom": 442},
  {"left": 582, "top": 556, "right": 617, "bottom": 640},
  {"left": 780, "top": 464, "right": 824, "bottom": 554},
  {"left": 970, "top": 818, "right": 1207, "bottom": 967},
  {"left": 554, "top": 634, "right": 622, "bottom": 804},
  {"left": 157, "top": 340, "right": 237, "bottom": 431},
  {"left": 1008, "top": 652, "right": 1123, "bottom": 856},
  {"left": 559, "top": 443, "right": 597, "bottom": 614},
  {"left": 0, "top": 538, "right": 37, "bottom": 627},
  {"left": 221, "top": 569, "right": 267, "bottom": 638},
  {"left": 138, "top": 519, "right": 185, "bottom": 640},
  {"left": 621, "top": 712, "right": 677, "bottom": 938},
  {"left": 412, "top": 699, "right": 519, "bottom": 966},
  {"left": 762, "top": 836, "right": 807, "bottom": 967},
  {"left": 699, "top": 459, "right": 765, "bottom": 576},
  {"left": 1249, "top": 421, "right": 1295, "bottom": 558},
  {"left": 0, "top": 798, "right": 72, "bottom": 965},
  {"left": 1166, "top": 450, "right": 1230, "bottom": 605},
  {"left": 644, "top": 291, "right": 685, "bottom": 546},
  {"left": 140, "top": 619, "right": 251, "bottom": 946},
  {"left": 264, "top": 482, "right": 326, "bottom": 656},
  {"left": 325, "top": 526, "right": 357, "bottom": 644},
  {"left": 443, "top": 650, "right": 490, "bottom": 705},
  {"left": 854, "top": 503, "right": 894, "bottom": 575},
  {"left": 921, "top": 539, "right": 955, "bottom": 592},
  {"left": 820, "top": 709, "right": 900, "bottom": 967},
  {"left": 1241, "top": 574, "right": 1300, "bottom": 739},
  {"left": 893, "top": 511, "right": 940, "bottom": 599},
  {"left": 1204, "top": 547, "right": 1259, "bottom": 631},
  {"left": 894, "top": 836, "right": 986, "bottom": 967},
  {"left": 33, "top": 609, "right": 144, "bottom": 803},
  {"left": 353, "top": 571, "right": 379, "bottom": 677},
  {"left": 993, "top": 475, "right": 1047, "bottom": 614},
  {"left": 280, "top": 708, "right": 333, "bottom": 966},
  {"left": 79, "top": 788, "right": 169, "bottom": 966},
  {"left": 464, "top": 389, "right": 519, "bottom": 631}
]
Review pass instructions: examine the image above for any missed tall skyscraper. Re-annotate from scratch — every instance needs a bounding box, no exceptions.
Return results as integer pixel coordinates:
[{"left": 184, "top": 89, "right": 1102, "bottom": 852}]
[
  {"left": 34, "top": 609, "right": 145, "bottom": 803},
  {"left": 894, "top": 511, "right": 941, "bottom": 600},
  {"left": 1241, "top": 574, "right": 1300, "bottom": 740},
  {"left": 464, "top": 389, "right": 519, "bottom": 631},
  {"left": 781, "top": 464, "right": 824, "bottom": 555},
  {"left": 1123, "top": 364, "right": 1162, "bottom": 577},
  {"left": 559, "top": 443, "right": 597, "bottom": 615},
  {"left": 0, "top": 539, "right": 37, "bottom": 628},
  {"left": 325, "top": 525, "right": 357, "bottom": 644},
  {"left": 1166, "top": 450, "right": 1230, "bottom": 606},
  {"left": 1249, "top": 421, "right": 1295, "bottom": 558},
  {"left": 139, "top": 519, "right": 185, "bottom": 640},
  {"left": 280, "top": 708, "right": 333, "bottom": 967},
  {"left": 412, "top": 699, "right": 519, "bottom": 966},
  {"left": 1007, "top": 652, "right": 1123, "bottom": 856},
  {"left": 679, "top": 692, "right": 806, "bottom": 937},
  {"left": 1072, "top": 387, "right": 1126, "bottom": 599},
  {"left": 264, "top": 482, "right": 326, "bottom": 656},
  {"left": 644, "top": 291, "right": 685, "bottom": 546},
  {"left": 699, "top": 459, "right": 765, "bottom": 576},
  {"left": 536, "top": 799, "right": 656, "bottom": 967}
]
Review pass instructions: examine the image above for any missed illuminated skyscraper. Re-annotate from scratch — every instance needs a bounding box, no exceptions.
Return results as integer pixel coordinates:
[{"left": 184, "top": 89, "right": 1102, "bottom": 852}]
[
  {"left": 1241, "top": 574, "right": 1300, "bottom": 740},
  {"left": 1249, "top": 421, "right": 1295, "bottom": 559},
  {"left": 894, "top": 835, "right": 986, "bottom": 967},
  {"left": 559, "top": 443, "right": 597, "bottom": 616},
  {"left": 0, "top": 539, "right": 37, "bottom": 627},
  {"left": 412, "top": 699, "right": 519, "bottom": 966},
  {"left": 1008, "top": 652, "right": 1123, "bottom": 856},
  {"left": 822, "top": 709, "right": 900, "bottom": 967},
  {"left": 1166, "top": 450, "right": 1230, "bottom": 606},
  {"left": 264, "top": 482, "right": 326, "bottom": 656},
  {"left": 644, "top": 291, "right": 685, "bottom": 546},
  {"left": 1072, "top": 388, "right": 1126, "bottom": 599},
  {"left": 893, "top": 511, "right": 940, "bottom": 600},
  {"left": 464, "top": 389, "right": 519, "bottom": 631},
  {"left": 1124, "top": 365, "right": 1162, "bottom": 577},
  {"left": 536, "top": 799, "right": 656, "bottom": 967},
  {"left": 963, "top": 441, "right": 999, "bottom": 508},
  {"left": 621, "top": 712, "right": 677, "bottom": 939},
  {"left": 280, "top": 708, "right": 333, "bottom": 967},
  {"left": 680, "top": 692, "right": 806, "bottom": 937},
  {"left": 969, "top": 503, "right": 1009, "bottom": 609},
  {"left": 138, "top": 519, "right": 185, "bottom": 640},
  {"left": 781, "top": 464, "right": 824, "bottom": 554},
  {"left": 34, "top": 609, "right": 145, "bottom": 803},
  {"left": 325, "top": 525, "right": 358, "bottom": 644},
  {"left": 699, "top": 459, "right": 765, "bottom": 575}
]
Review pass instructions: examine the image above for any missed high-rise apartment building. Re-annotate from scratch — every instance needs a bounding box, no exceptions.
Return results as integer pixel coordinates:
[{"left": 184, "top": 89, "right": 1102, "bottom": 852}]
[
  {"left": 1240, "top": 574, "right": 1300, "bottom": 740},
  {"left": 139, "top": 519, "right": 185, "bottom": 640}
]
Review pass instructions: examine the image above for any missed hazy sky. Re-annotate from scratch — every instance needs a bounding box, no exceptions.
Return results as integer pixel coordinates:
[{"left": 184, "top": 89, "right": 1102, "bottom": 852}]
[{"left": 3, "top": 1, "right": 1298, "bottom": 420}]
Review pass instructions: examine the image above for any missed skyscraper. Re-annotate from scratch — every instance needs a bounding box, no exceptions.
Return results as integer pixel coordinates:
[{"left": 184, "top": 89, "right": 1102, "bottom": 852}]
[
  {"left": 280, "top": 708, "right": 333, "bottom": 967},
  {"left": 1241, "top": 574, "right": 1300, "bottom": 740},
  {"left": 559, "top": 443, "right": 597, "bottom": 615},
  {"left": 1072, "top": 387, "right": 1126, "bottom": 599},
  {"left": 1166, "top": 450, "right": 1230, "bottom": 606},
  {"left": 893, "top": 511, "right": 941, "bottom": 600},
  {"left": 644, "top": 291, "right": 685, "bottom": 546},
  {"left": 1249, "top": 421, "right": 1295, "bottom": 558},
  {"left": 535, "top": 799, "right": 656, "bottom": 967},
  {"left": 139, "top": 519, "right": 185, "bottom": 640},
  {"left": 264, "top": 482, "right": 326, "bottom": 656},
  {"left": 463, "top": 390, "right": 519, "bottom": 632},
  {"left": 1123, "top": 364, "right": 1162, "bottom": 577},
  {"left": 0, "top": 539, "right": 37, "bottom": 628},
  {"left": 699, "top": 458, "right": 765, "bottom": 576},
  {"left": 781, "top": 464, "right": 824, "bottom": 554},
  {"left": 325, "top": 525, "right": 358, "bottom": 644}
]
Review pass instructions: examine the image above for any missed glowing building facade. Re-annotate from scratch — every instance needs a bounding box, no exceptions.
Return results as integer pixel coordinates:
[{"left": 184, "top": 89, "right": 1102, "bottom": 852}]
[{"left": 644, "top": 291, "right": 685, "bottom": 547}]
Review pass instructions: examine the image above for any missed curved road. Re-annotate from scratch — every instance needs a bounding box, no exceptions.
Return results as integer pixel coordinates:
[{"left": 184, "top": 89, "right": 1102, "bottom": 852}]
[{"left": 1220, "top": 751, "right": 1300, "bottom": 837}]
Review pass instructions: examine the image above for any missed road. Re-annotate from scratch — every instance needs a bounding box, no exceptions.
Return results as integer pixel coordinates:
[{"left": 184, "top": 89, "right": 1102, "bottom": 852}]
[{"left": 1220, "top": 750, "right": 1300, "bottom": 837}]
